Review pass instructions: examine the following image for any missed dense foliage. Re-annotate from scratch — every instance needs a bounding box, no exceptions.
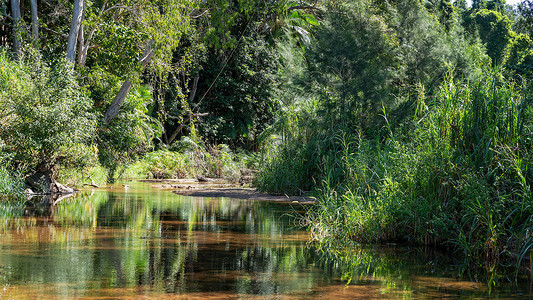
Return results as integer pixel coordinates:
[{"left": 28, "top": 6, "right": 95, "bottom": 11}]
[
  {"left": 256, "top": 0, "right": 533, "bottom": 269},
  {"left": 1, "top": 0, "right": 533, "bottom": 273},
  {"left": 0, "top": 0, "right": 283, "bottom": 183},
  {"left": 0, "top": 51, "right": 96, "bottom": 172}
]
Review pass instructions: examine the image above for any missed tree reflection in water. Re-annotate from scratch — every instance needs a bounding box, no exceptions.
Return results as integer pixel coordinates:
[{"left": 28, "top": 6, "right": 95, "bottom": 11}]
[
  {"left": 0, "top": 183, "right": 531, "bottom": 299},
  {"left": 0, "top": 183, "right": 335, "bottom": 298}
]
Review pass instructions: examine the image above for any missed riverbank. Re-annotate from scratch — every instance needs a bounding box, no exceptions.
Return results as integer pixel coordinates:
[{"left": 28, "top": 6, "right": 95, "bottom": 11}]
[
  {"left": 139, "top": 178, "right": 314, "bottom": 203},
  {"left": 174, "top": 187, "right": 314, "bottom": 203}
]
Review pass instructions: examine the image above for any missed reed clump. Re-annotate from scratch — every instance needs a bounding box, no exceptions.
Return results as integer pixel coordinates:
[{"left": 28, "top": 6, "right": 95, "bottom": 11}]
[{"left": 258, "top": 71, "right": 533, "bottom": 266}]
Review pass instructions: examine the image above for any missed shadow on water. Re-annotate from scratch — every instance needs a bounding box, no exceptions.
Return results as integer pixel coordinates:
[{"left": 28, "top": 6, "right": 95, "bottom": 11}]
[{"left": 0, "top": 182, "right": 531, "bottom": 299}]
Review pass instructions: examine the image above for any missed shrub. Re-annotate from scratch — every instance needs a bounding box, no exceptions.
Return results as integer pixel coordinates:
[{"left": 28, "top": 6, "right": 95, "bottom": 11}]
[
  {"left": 0, "top": 164, "right": 25, "bottom": 200},
  {"left": 0, "top": 51, "right": 96, "bottom": 174},
  {"left": 120, "top": 150, "right": 194, "bottom": 179}
]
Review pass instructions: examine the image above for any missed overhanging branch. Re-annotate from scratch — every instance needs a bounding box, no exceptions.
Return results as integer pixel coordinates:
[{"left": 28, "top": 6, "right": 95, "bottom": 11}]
[{"left": 287, "top": 5, "right": 322, "bottom": 13}]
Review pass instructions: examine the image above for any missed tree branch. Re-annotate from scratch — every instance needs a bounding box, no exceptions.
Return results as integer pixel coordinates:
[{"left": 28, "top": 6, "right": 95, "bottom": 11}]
[
  {"left": 191, "top": 9, "right": 209, "bottom": 19},
  {"left": 286, "top": 5, "right": 322, "bottom": 13},
  {"left": 41, "top": 26, "right": 68, "bottom": 39},
  {"left": 103, "top": 40, "right": 155, "bottom": 124},
  {"left": 167, "top": 112, "right": 208, "bottom": 144}
]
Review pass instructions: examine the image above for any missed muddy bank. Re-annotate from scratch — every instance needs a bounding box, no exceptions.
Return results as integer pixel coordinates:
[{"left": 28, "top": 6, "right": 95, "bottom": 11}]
[
  {"left": 173, "top": 187, "right": 315, "bottom": 203},
  {"left": 134, "top": 178, "right": 314, "bottom": 203}
]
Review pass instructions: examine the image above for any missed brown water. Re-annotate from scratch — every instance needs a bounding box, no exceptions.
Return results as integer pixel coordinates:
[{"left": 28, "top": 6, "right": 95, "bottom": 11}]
[{"left": 0, "top": 182, "right": 531, "bottom": 299}]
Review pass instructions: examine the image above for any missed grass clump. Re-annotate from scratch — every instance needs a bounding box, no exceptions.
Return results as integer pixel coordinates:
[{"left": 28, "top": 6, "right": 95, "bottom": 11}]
[{"left": 259, "top": 70, "right": 533, "bottom": 267}]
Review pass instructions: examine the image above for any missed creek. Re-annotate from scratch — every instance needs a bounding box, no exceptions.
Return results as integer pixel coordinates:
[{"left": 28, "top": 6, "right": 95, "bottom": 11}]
[{"left": 0, "top": 182, "right": 530, "bottom": 299}]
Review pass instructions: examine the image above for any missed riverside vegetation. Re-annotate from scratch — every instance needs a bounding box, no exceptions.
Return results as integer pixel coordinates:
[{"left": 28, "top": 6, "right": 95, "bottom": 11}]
[
  {"left": 256, "top": 0, "right": 533, "bottom": 274},
  {"left": 1, "top": 0, "right": 533, "bottom": 278}
]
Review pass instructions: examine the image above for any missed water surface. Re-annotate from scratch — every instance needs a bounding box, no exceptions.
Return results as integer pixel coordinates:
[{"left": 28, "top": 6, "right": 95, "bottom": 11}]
[{"left": 0, "top": 182, "right": 530, "bottom": 299}]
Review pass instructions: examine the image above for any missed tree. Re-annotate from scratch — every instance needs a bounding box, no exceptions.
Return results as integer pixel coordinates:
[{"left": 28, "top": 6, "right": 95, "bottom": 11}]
[
  {"left": 94, "top": 0, "right": 198, "bottom": 124},
  {"left": 103, "top": 40, "right": 155, "bottom": 124},
  {"left": 0, "top": 51, "right": 96, "bottom": 193},
  {"left": 196, "top": 35, "right": 280, "bottom": 148},
  {"left": 465, "top": 9, "right": 514, "bottom": 66},
  {"left": 153, "top": 0, "right": 289, "bottom": 148},
  {"left": 487, "top": 0, "right": 506, "bottom": 11},
  {"left": 305, "top": 0, "right": 400, "bottom": 129},
  {"left": 507, "top": 33, "right": 533, "bottom": 66},
  {"left": 301, "top": 0, "right": 481, "bottom": 131},
  {"left": 473, "top": 0, "right": 506, "bottom": 11},
  {"left": 515, "top": 0, "right": 533, "bottom": 34},
  {"left": 454, "top": 0, "right": 468, "bottom": 10}
]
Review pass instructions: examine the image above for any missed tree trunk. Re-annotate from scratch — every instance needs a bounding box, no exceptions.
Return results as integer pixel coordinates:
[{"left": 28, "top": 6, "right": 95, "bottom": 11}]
[
  {"left": 66, "top": 0, "right": 85, "bottom": 64},
  {"left": 77, "top": 23, "right": 86, "bottom": 65},
  {"left": 103, "top": 79, "right": 132, "bottom": 124},
  {"left": 77, "top": 23, "right": 99, "bottom": 66},
  {"left": 103, "top": 40, "right": 155, "bottom": 123},
  {"left": 30, "top": 0, "right": 38, "bottom": 41},
  {"left": 188, "top": 75, "right": 200, "bottom": 102},
  {"left": 26, "top": 165, "right": 74, "bottom": 195},
  {"left": 165, "top": 76, "right": 203, "bottom": 145},
  {"left": 77, "top": 22, "right": 98, "bottom": 66},
  {"left": 10, "top": 0, "right": 21, "bottom": 56}
]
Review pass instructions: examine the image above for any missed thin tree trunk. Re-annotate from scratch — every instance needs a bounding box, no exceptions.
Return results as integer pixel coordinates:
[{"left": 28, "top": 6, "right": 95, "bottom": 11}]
[
  {"left": 77, "top": 24, "right": 99, "bottom": 66},
  {"left": 165, "top": 75, "right": 201, "bottom": 145},
  {"left": 77, "top": 23, "right": 85, "bottom": 65},
  {"left": 10, "top": 0, "right": 21, "bottom": 56},
  {"left": 30, "top": 0, "right": 38, "bottom": 41},
  {"left": 78, "top": 23, "right": 98, "bottom": 66},
  {"left": 77, "top": 1, "right": 104, "bottom": 66},
  {"left": 103, "top": 40, "right": 155, "bottom": 124},
  {"left": 103, "top": 80, "right": 132, "bottom": 124},
  {"left": 188, "top": 75, "right": 200, "bottom": 103},
  {"left": 66, "top": 0, "right": 84, "bottom": 64}
]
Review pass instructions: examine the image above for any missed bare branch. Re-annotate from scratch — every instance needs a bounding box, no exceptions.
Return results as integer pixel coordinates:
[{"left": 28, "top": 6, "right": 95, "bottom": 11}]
[
  {"left": 102, "top": 5, "right": 134, "bottom": 15},
  {"left": 191, "top": 9, "right": 209, "bottom": 19},
  {"left": 287, "top": 5, "right": 322, "bottom": 13}
]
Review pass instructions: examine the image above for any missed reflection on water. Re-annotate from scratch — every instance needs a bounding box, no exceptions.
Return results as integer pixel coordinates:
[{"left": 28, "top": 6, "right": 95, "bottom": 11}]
[{"left": 0, "top": 182, "right": 530, "bottom": 299}]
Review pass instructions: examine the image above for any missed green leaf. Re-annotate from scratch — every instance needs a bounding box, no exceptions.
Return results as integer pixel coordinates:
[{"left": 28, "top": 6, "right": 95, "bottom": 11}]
[
  {"left": 290, "top": 11, "right": 300, "bottom": 19},
  {"left": 304, "top": 15, "right": 319, "bottom": 26}
]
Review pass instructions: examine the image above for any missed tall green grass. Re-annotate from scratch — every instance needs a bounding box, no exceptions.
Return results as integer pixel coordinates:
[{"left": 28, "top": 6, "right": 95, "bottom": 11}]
[{"left": 258, "top": 70, "right": 533, "bottom": 267}]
